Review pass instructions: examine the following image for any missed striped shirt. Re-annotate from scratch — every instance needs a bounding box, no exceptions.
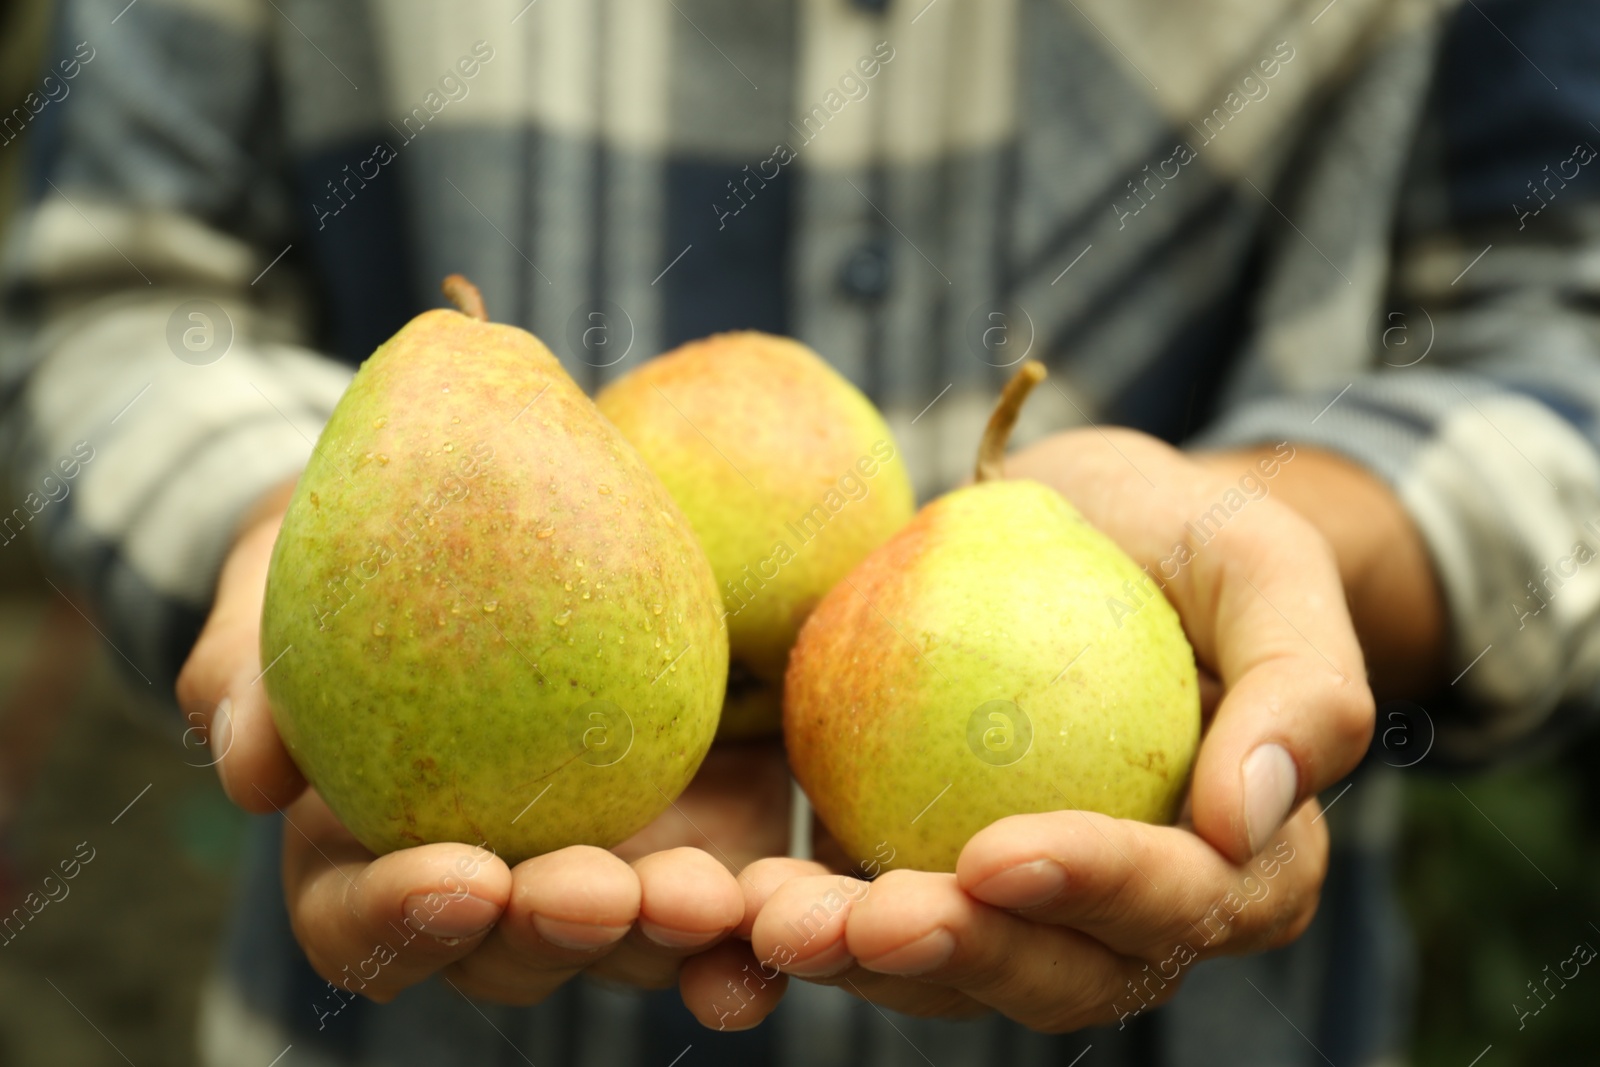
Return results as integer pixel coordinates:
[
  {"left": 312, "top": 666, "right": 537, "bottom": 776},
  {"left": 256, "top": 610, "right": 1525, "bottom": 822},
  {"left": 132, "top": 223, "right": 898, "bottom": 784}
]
[{"left": 3, "top": 0, "right": 1598, "bottom": 1063}]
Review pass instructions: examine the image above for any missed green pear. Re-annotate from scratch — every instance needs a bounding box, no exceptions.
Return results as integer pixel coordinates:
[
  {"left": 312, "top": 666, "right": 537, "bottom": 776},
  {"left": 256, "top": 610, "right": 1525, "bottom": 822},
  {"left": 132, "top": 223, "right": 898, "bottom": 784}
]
[
  {"left": 785, "top": 362, "right": 1199, "bottom": 873},
  {"left": 597, "top": 332, "right": 914, "bottom": 738},
  {"left": 261, "top": 276, "right": 727, "bottom": 864}
]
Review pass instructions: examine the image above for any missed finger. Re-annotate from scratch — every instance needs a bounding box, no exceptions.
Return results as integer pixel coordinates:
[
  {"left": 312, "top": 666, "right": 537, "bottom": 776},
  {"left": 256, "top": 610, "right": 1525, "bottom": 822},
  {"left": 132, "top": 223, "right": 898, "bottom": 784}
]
[
  {"left": 282, "top": 790, "right": 511, "bottom": 1003},
  {"left": 1184, "top": 511, "right": 1373, "bottom": 860},
  {"left": 957, "top": 808, "right": 1327, "bottom": 958},
  {"left": 737, "top": 856, "right": 831, "bottom": 938},
  {"left": 784, "top": 963, "right": 988, "bottom": 1022},
  {"left": 219, "top": 661, "right": 306, "bottom": 812},
  {"left": 844, "top": 869, "right": 1148, "bottom": 1033},
  {"left": 446, "top": 846, "right": 639, "bottom": 1005},
  {"left": 750, "top": 873, "right": 865, "bottom": 978},
  {"left": 830, "top": 968, "right": 991, "bottom": 1021},
  {"left": 175, "top": 512, "right": 304, "bottom": 812},
  {"left": 587, "top": 847, "right": 743, "bottom": 989},
  {"left": 680, "top": 939, "right": 787, "bottom": 1032},
  {"left": 749, "top": 871, "right": 988, "bottom": 1020},
  {"left": 635, "top": 847, "right": 745, "bottom": 947}
]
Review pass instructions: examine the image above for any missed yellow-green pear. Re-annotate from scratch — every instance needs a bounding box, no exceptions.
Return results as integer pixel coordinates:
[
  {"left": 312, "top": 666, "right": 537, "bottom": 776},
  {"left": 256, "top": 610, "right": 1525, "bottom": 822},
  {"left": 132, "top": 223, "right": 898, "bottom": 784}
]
[
  {"left": 785, "top": 362, "right": 1199, "bottom": 873},
  {"left": 597, "top": 332, "right": 913, "bottom": 737},
  {"left": 261, "top": 276, "right": 727, "bottom": 863}
]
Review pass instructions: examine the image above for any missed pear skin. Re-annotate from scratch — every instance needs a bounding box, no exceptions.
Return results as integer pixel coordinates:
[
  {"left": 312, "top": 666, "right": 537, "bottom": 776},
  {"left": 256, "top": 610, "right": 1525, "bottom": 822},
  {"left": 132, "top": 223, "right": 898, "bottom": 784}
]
[
  {"left": 784, "top": 363, "right": 1199, "bottom": 873},
  {"left": 261, "top": 278, "right": 727, "bottom": 863},
  {"left": 597, "top": 332, "right": 914, "bottom": 737}
]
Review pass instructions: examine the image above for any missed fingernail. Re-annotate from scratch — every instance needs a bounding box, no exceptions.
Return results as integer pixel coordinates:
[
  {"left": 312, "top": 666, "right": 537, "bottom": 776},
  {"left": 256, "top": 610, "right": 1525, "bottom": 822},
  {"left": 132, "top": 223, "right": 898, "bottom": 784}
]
[
  {"left": 969, "top": 859, "right": 1066, "bottom": 910},
  {"left": 860, "top": 928, "right": 955, "bottom": 977},
  {"left": 533, "top": 915, "right": 630, "bottom": 952},
  {"left": 638, "top": 919, "right": 722, "bottom": 950},
  {"left": 1243, "top": 743, "right": 1298, "bottom": 854},
  {"left": 211, "top": 698, "right": 233, "bottom": 776},
  {"left": 784, "top": 938, "right": 854, "bottom": 978},
  {"left": 402, "top": 892, "right": 500, "bottom": 941}
]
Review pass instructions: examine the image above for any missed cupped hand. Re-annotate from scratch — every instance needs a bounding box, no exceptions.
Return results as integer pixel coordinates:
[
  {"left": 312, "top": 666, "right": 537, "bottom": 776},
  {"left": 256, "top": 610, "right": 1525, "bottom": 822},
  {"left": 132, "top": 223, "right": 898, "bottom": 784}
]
[
  {"left": 736, "top": 803, "right": 1321, "bottom": 1031},
  {"left": 730, "top": 427, "right": 1375, "bottom": 1030},
  {"left": 175, "top": 486, "right": 758, "bottom": 1009}
]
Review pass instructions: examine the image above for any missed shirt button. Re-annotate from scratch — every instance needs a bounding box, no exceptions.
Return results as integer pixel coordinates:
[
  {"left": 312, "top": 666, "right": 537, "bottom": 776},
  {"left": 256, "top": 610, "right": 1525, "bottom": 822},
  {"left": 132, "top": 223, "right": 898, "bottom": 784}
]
[{"left": 838, "top": 240, "right": 891, "bottom": 300}]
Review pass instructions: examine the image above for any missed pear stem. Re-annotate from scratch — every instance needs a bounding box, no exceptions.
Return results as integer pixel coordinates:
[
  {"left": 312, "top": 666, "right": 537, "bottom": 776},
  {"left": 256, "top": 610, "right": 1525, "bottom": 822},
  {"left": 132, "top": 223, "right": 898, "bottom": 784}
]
[
  {"left": 975, "top": 361, "right": 1048, "bottom": 483},
  {"left": 441, "top": 274, "right": 489, "bottom": 321}
]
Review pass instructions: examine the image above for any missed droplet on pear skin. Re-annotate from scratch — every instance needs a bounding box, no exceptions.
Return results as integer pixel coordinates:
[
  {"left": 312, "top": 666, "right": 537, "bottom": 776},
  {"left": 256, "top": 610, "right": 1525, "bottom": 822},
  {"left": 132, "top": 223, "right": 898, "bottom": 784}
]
[
  {"left": 483, "top": 600, "right": 498, "bottom": 613},
  {"left": 372, "top": 622, "right": 386, "bottom": 637},
  {"left": 373, "top": 416, "right": 387, "bottom": 429}
]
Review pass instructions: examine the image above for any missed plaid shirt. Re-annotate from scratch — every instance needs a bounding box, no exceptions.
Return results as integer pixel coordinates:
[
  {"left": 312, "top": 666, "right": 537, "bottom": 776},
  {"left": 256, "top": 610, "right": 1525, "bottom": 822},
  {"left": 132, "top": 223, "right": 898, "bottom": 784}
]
[{"left": 3, "top": 0, "right": 1599, "bottom": 1063}]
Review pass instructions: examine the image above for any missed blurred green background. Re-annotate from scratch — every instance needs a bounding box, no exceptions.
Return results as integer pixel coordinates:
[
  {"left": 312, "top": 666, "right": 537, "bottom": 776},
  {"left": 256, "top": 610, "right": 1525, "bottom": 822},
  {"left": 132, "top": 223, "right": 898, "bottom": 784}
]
[
  {"left": 1, "top": 1, "right": 1597, "bottom": 1063},
  {"left": 1400, "top": 736, "right": 1600, "bottom": 1066}
]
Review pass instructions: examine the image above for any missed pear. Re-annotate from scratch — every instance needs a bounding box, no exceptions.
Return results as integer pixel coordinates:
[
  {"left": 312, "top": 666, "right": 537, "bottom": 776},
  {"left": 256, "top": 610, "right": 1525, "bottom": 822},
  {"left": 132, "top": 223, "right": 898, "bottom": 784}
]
[
  {"left": 597, "top": 332, "right": 913, "bottom": 738},
  {"left": 261, "top": 276, "right": 727, "bottom": 863},
  {"left": 785, "top": 362, "right": 1199, "bottom": 873}
]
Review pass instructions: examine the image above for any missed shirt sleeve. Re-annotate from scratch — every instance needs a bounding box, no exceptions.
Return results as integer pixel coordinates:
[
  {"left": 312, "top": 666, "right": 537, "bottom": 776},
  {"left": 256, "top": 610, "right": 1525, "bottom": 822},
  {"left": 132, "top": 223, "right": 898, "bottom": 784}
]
[
  {"left": 1194, "top": 1, "right": 1600, "bottom": 761},
  {"left": 0, "top": 0, "right": 351, "bottom": 693}
]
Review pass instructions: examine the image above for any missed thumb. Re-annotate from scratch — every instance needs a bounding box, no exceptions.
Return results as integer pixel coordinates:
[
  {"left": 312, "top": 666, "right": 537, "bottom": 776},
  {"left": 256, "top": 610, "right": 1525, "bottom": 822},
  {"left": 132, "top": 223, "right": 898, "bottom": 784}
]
[
  {"left": 176, "top": 493, "right": 305, "bottom": 812},
  {"left": 283, "top": 790, "right": 513, "bottom": 1004},
  {"left": 1185, "top": 538, "right": 1373, "bottom": 863}
]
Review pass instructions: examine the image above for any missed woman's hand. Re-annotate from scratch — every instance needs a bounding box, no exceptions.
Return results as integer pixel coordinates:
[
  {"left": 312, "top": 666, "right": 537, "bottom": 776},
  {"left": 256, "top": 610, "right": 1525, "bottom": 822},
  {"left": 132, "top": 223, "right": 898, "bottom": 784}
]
[
  {"left": 175, "top": 485, "right": 753, "bottom": 1008},
  {"left": 722, "top": 427, "right": 1381, "bottom": 1030}
]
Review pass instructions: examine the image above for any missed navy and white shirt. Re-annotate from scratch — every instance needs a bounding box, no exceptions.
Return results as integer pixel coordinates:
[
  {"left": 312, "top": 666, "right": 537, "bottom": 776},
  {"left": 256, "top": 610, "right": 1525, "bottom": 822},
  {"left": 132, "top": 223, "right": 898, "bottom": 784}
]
[{"left": 4, "top": 0, "right": 1600, "bottom": 1063}]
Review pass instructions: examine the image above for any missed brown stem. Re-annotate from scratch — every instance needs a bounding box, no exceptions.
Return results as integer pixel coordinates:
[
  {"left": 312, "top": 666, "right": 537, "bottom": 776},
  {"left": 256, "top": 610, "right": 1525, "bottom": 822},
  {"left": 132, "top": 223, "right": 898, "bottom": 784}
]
[
  {"left": 441, "top": 274, "right": 489, "bottom": 321},
  {"left": 975, "top": 361, "right": 1048, "bottom": 483}
]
